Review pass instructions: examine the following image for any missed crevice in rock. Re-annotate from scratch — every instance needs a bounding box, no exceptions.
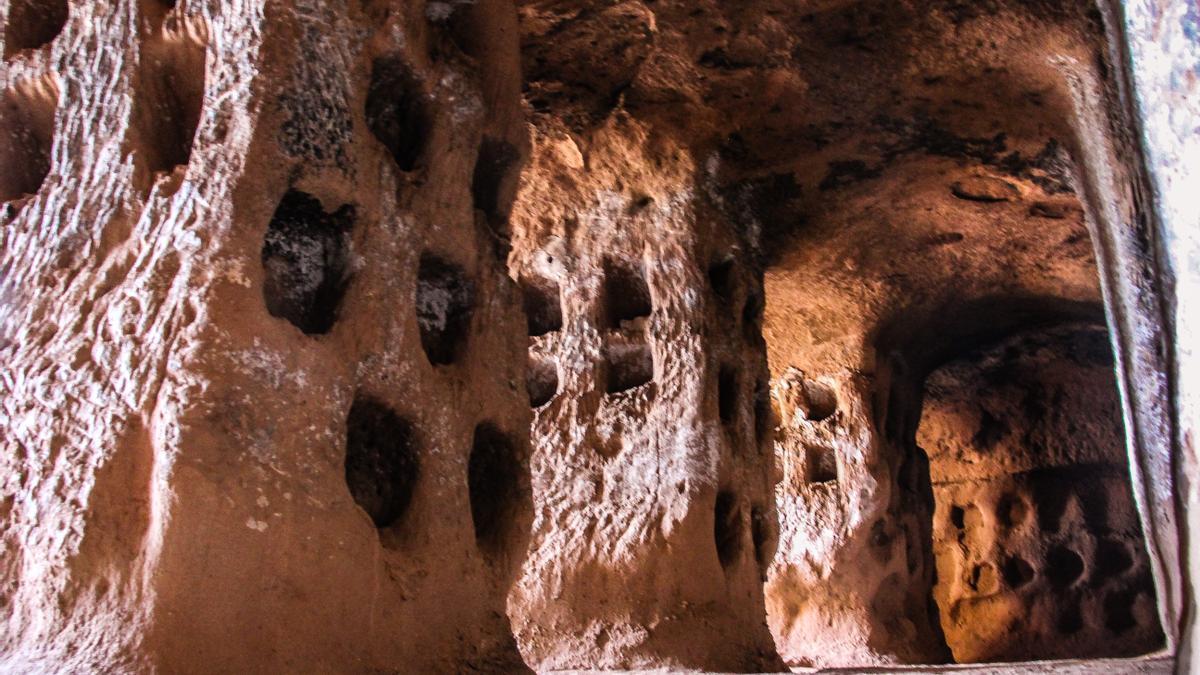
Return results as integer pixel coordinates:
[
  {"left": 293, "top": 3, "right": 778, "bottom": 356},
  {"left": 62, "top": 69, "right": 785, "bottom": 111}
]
[
  {"left": 416, "top": 254, "right": 474, "bottom": 366},
  {"left": 261, "top": 188, "right": 355, "bottom": 334},
  {"left": 0, "top": 75, "right": 57, "bottom": 203},
  {"left": 345, "top": 397, "right": 419, "bottom": 530},
  {"left": 366, "top": 54, "right": 431, "bottom": 172},
  {"left": 469, "top": 423, "right": 523, "bottom": 557},
  {"left": 3, "top": 0, "right": 68, "bottom": 58}
]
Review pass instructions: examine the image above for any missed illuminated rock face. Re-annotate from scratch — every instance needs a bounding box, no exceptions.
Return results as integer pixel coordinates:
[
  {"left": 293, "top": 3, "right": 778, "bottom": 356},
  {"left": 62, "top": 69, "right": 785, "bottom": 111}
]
[{"left": 0, "top": 0, "right": 1186, "bottom": 671}]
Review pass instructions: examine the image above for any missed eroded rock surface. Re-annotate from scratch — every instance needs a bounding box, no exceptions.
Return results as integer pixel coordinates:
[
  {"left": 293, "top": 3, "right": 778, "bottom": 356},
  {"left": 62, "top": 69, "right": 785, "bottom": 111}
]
[{"left": 0, "top": 0, "right": 1180, "bottom": 671}]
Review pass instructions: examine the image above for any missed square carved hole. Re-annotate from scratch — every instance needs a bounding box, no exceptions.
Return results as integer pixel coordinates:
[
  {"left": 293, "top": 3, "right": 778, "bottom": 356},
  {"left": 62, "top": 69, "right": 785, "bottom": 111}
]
[
  {"left": 805, "top": 445, "right": 838, "bottom": 483},
  {"left": 261, "top": 189, "right": 355, "bottom": 335},
  {"left": 522, "top": 277, "right": 562, "bottom": 336},
  {"left": 603, "top": 340, "right": 653, "bottom": 394},
  {"left": 602, "top": 259, "right": 651, "bottom": 329}
]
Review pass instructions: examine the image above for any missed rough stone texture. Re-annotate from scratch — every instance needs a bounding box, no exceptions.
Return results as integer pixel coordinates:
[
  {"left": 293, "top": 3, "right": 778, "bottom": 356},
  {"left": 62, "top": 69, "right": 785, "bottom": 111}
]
[
  {"left": 922, "top": 324, "right": 1162, "bottom": 662},
  {"left": 0, "top": 0, "right": 1192, "bottom": 671},
  {"left": 1, "top": 0, "right": 532, "bottom": 671}
]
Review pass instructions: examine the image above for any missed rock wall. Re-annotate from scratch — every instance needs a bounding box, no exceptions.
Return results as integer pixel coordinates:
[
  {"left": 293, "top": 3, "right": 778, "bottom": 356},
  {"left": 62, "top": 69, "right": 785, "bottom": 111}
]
[
  {"left": 922, "top": 324, "right": 1163, "bottom": 661},
  {"left": 0, "top": 0, "right": 1186, "bottom": 671},
  {"left": 1, "top": 0, "right": 533, "bottom": 671}
]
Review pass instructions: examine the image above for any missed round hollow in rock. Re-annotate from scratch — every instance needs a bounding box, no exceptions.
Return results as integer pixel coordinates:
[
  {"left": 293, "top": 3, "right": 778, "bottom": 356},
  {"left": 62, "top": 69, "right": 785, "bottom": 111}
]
[
  {"left": 3, "top": 0, "right": 68, "bottom": 58},
  {"left": 344, "top": 398, "right": 419, "bottom": 529}
]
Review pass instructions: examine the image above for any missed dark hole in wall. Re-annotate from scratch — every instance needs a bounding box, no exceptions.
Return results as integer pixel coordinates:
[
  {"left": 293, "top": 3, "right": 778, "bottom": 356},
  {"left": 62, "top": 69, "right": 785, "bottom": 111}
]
[
  {"left": 416, "top": 254, "right": 474, "bottom": 365},
  {"left": 806, "top": 445, "right": 838, "bottom": 483},
  {"left": 1095, "top": 538, "right": 1133, "bottom": 578},
  {"left": 344, "top": 397, "right": 419, "bottom": 529},
  {"left": 1058, "top": 603, "right": 1084, "bottom": 634},
  {"left": 796, "top": 378, "right": 837, "bottom": 422},
  {"left": 261, "top": 189, "right": 355, "bottom": 334},
  {"left": 365, "top": 55, "right": 431, "bottom": 172},
  {"left": 1103, "top": 589, "right": 1138, "bottom": 634},
  {"left": 718, "top": 364, "right": 739, "bottom": 423},
  {"left": 602, "top": 259, "right": 651, "bottom": 329},
  {"left": 523, "top": 277, "right": 562, "bottom": 336},
  {"left": 714, "top": 491, "right": 743, "bottom": 569},
  {"left": 603, "top": 340, "right": 653, "bottom": 394},
  {"left": 132, "top": 30, "right": 206, "bottom": 183},
  {"left": 0, "top": 77, "right": 57, "bottom": 202},
  {"left": 742, "top": 292, "right": 763, "bottom": 344},
  {"left": 528, "top": 356, "right": 558, "bottom": 408},
  {"left": 708, "top": 256, "right": 736, "bottom": 305},
  {"left": 1001, "top": 554, "right": 1035, "bottom": 589},
  {"left": 995, "top": 492, "right": 1028, "bottom": 528},
  {"left": 753, "top": 377, "right": 774, "bottom": 445},
  {"left": 468, "top": 423, "right": 524, "bottom": 556},
  {"left": 1046, "top": 545, "right": 1085, "bottom": 589},
  {"left": 471, "top": 137, "right": 520, "bottom": 223},
  {"left": 3, "top": 0, "right": 68, "bottom": 58}
]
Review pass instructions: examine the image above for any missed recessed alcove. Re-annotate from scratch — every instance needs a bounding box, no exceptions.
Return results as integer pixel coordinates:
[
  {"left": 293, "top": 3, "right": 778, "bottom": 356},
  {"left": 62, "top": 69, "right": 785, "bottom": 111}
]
[
  {"left": 0, "top": 77, "right": 57, "bottom": 203},
  {"left": 3, "top": 0, "right": 68, "bottom": 58},
  {"left": 365, "top": 55, "right": 431, "bottom": 172},
  {"left": 344, "top": 397, "right": 419, "bottom": 530},
  {"left": 261, "top": 189, "right": 355, "bottom": 334},
  {"left": 468, "top": 423, "right": 524, "bottom": 557},
  {"left": 416, "top": 254, "right": 474, "bottom": 366}
]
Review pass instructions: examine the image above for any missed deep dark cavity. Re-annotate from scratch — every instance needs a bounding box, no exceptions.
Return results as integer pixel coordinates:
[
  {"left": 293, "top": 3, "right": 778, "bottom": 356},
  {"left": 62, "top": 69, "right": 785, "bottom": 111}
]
[
  {"left": 468, "top": 423, "right": 525, "bottom": 556},
  {"left": 366, "top": 55, "right": 431, "bottom": 172},
  {"left": 1045, "top": 545, "right": 1085, "bottom": 588},
  {"left": 471, "top": 137, "right": 520, "bottom": 224},
  {"left": 261, "top": 189, "right": 355, "bottom": 334},
  {"left": 602, "top": 260, "right": 652, "bottom": 329},
  {"left": 344, "top": 397, "right": 419, "bottom": 529},
  {"left": 603, "top": 341, "right": 653, "bottom": 394},
  {"left": 714, "top": 491, "right": 743, "bottom": 569},
  {"left": 718, "top": 364, "right": 739, "bottom": 424},
  {"left": 708, "top": 256, "right": 736, "bottom": 305},
  {"left": 416, "top": 254, "right": 474, "bottom": 365},
  {"left": 1001, "top": 555, "right": 1035, "bottom": 589},
  {"left": 523, "top": 277, "right": 563, "bottom": 336},
  {"left": 4, "top": 0, "right": 68, "bottom": 58}
]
